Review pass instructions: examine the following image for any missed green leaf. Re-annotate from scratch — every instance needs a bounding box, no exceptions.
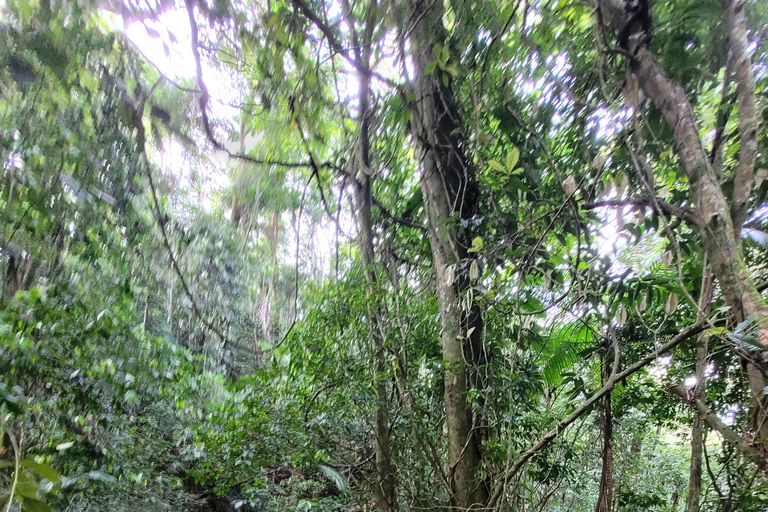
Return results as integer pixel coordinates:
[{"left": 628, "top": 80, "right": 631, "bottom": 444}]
[
  {"left": 506, "top": 147, "right": 519, "bottom": 171},
  {"left": 440, "top": 45, "right": 450, "bottom": 66},
  {"left": 14, "top": 471, "right": 39, "bottom": 499},
  {"left": 21, "top": 497, "right": 52, "bottom": 512},
  {"left": 30, "top": 32, "right": 68, "bottom": 82},
  {"left": 318, "top": 464, "right": 347, "bottom": 493},
  {"left": 401, "top": 188, "right": 423, "bottom": 218},
  {"left": 488, "top": 160, "right": 506, "bottom": 173},
  {"left": 87, "top": 470, "right": 117, "bottom": 483},
  {"left": 55, "top": 441, "right": 74, "bottom": 452},
  {"left": 506, "top": 176, "right": 530, "bottom": 192},
  {"left": 468, "top": 237, "right": 483, "bottom": 253},
  {"left": 20, "top": 460, "right": 59, "bottom": 483}
]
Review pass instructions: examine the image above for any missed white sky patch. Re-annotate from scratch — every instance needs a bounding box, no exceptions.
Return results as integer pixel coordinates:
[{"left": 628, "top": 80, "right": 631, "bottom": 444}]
[
  {"left": 587, "top": 106, "right": 633, "bottom": 141},
  {"left": 106, "top": 7, "right": 264, "bottom": 214},
  {"left": 648, "top": 355, "right": 671, "bottom": 379},
  {"left": 122, "top": 9, "right": 197, "bottom": 78}
]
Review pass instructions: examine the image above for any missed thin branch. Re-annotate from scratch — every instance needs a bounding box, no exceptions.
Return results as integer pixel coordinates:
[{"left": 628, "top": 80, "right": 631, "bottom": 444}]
[
  {"left": 121, "top": 32, "right": 202, "bottom": 94},
  {"left": 289, "top": 0, "right": 403, "bottom": 92},
  {"left": 488, "top": 318, "right": 709, "bottom": 507},
  {"left": 709, "top": 53, "right": 734, "bottom": 169},
  {"left": 272, "top": 171, "right": 313, "bottom": 349},
  {"left": 331, "top": 165, "right": 427, "bottom": 231},
  {"left": 583, "top": 197, "right": 699, "bottom": 225},
  {"left": 136, "top": 80, "right": 237, "bottom": 372},
  {"left": 666, "top": 383, "right": 764, "bottom": 466},
  {"left": 185, "top": 0, "right": 222, "bottom": 151},
  {"left": 183, "top": 2, "right": 418, "bottom": 236},
  {"left": 3, "top": 432, "right": 21, "bottom": 512},
  {"left": 289, "top": 102, "right": 346, "bottom": 237},
  {"left": 186, "top": 0, "right": 311, "bottom": 169}
]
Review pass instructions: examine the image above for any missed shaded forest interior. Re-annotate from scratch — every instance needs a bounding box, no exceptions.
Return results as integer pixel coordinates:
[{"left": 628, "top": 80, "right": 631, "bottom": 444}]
[{"left": 1, "top": 0, "right": 768, "bottom": 510}]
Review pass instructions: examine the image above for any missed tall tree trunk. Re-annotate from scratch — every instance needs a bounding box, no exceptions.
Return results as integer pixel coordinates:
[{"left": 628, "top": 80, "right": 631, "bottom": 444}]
[
  {"left": 407, "top": 1, "right": 488, "bottom": 508},
  {"left": 595, "top": 361, "right": 613, "bottom": 512},
  {"left": 353, "top": 171, "right": 398, "bottom": 512},
  {"left": 348, "top": 2, "right": 397, "bottom": 508}
]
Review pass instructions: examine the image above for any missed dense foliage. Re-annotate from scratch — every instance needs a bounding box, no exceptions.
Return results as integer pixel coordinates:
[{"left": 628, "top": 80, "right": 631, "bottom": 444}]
[{"left": 1, "top": 0, "right": 768, "bottom": 510}]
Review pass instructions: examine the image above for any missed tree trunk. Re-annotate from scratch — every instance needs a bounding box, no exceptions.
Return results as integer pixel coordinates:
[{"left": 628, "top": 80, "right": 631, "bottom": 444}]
[
  {"left": 595, "top": 363, "right": 613, "bottom": 512},
  {"left": 407, "top": 1, "right": 487, "bottom": 508},
  {"left": 349, "top": 3, "right": 397, "bottom": 507},
  {"left": 688, "top": 264, "right": 713, "bottom": 512},
  {"left": 686, "top": 347, "right": 705, "bottom": 512},
  {"left": 353, "top": 173, "right": 398, "bottom": 512},
  {"left": 353, "top": 150, "right": 398, "bottom": 512}
]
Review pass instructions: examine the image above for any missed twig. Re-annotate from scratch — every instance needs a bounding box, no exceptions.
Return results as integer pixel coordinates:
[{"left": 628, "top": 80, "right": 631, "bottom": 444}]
[
  {"left": 583, "top": 197, "right": 699, "bottom": 225},
  {"left": 289, "top": 0, "right": 403, "bottom": 92},
  {"left": 4, "top": 432, "right": 21, "bottom": 512}
]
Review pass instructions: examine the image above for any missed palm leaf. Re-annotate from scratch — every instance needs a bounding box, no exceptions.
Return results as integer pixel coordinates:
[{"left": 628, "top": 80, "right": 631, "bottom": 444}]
[{"left": 539, "top": 324, "right": 594, "bottom": 387}]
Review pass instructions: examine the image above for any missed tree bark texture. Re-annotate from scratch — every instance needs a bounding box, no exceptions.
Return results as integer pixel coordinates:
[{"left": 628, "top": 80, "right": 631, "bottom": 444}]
[{"left": 407, "top": 1, "right": 488, "bottom": 508}]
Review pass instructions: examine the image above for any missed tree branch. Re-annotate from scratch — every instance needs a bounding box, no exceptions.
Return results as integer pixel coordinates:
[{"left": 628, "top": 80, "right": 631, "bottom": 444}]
[
  {"left": 289, "top": 0, "right": 403, "bottom": 92},
  {"left": 666, "top": 383, "right": 764, "bottom": 466},
  {"left": 726, "top": 0, "right": 760, "bottom": 240},
  {"left": 488, "top": 319, "right": 709, "bottom": 507},
  {"left": 182, "top": 2, "right": 420, "bottom": 236},
  {"left": 135, "top": 79, "right": 237, "bottom": 373},
  {"left": 583, "top": 197, "right": 699, "bottom": 225},
  {"left": 597, "top": 0, "right": 768, "bottom": 341},
  {"left": 185, "top": 0, "right": 223, "bottom": 152}
]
